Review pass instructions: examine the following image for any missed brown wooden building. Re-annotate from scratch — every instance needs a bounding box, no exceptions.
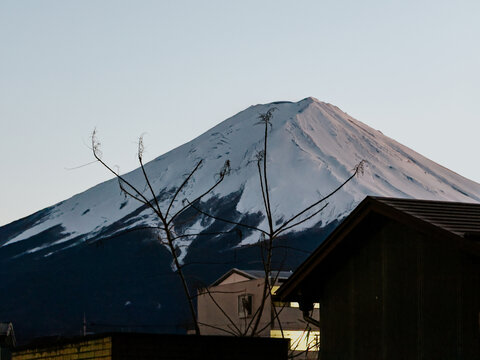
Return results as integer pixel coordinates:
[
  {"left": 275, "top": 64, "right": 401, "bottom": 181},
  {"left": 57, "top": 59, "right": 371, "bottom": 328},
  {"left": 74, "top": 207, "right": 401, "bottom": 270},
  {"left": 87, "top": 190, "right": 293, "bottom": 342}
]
[{"left": 277, "top": 196, "right": 480, "bottom": 360}]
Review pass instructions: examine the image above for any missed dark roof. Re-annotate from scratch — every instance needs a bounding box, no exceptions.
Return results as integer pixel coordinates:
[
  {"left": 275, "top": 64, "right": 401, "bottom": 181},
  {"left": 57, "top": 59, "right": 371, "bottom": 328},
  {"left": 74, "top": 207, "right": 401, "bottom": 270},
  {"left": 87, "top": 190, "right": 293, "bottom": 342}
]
[
  {"left": 374, "top": 197, "right": 480, "bottom": 237},
  {"left": 210, "top": 268, "right": 293, "bottom": 287},
  {"left": 277, "top": 196, "right": 480, "bottom": 300}
]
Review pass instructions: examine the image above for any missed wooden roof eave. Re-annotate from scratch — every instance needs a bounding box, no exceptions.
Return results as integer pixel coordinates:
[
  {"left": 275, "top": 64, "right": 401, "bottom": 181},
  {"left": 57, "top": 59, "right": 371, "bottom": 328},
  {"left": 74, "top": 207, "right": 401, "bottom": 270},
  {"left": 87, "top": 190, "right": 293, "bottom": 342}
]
[
  {"left": 276, "top": 196, "right": 480, "bottom": 302},
  {"left": 275, "top": 196, "right": 376, "bottom": 301}
]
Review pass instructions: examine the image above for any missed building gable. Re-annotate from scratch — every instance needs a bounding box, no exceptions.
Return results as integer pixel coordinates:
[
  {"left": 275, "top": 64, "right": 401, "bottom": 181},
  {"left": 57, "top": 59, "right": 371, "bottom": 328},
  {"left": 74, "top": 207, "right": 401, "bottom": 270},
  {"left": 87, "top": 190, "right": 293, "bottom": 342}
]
[
  {"left": 277, "top": 196, "right": 480, "bottom": 302},
  {"left": 276, "top": 196, "right": 480, "bottom": 359}
]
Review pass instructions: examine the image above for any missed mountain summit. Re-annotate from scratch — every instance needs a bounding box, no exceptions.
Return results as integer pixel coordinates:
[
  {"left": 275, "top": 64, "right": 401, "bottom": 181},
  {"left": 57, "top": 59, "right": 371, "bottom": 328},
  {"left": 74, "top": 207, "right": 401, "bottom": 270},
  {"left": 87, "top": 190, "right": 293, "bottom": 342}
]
[{"left": 1, "top": 98, "right": 479, "bottom": 341}]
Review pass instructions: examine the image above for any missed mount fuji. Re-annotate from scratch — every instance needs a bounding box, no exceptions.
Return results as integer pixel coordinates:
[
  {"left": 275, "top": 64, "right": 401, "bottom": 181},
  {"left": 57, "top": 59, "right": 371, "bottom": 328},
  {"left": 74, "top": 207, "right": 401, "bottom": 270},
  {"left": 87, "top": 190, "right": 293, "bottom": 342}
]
[{"left": 1, "top": 97, "right": 479, "bottom": 342}]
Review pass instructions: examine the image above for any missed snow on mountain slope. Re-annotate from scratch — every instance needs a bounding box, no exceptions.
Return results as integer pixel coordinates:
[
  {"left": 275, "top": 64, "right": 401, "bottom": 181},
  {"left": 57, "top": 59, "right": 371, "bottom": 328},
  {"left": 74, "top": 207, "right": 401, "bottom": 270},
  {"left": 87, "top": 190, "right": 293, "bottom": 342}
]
[{"left": 3, "top": 97, "right": 480, "bottom": 257}]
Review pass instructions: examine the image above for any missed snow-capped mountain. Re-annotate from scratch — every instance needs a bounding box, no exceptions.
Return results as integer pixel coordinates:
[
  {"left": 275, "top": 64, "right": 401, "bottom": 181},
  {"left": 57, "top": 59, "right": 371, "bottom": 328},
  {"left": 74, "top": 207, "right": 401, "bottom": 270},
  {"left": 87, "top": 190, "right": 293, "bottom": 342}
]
[{"left": 1, "top": 97, "right": 479, "bottom": 342}]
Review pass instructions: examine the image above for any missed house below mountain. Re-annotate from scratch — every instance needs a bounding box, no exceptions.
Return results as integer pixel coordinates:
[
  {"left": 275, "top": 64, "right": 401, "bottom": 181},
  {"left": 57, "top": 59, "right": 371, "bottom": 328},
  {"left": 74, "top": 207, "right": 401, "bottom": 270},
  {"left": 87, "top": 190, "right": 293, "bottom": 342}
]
[
  {"left": 196, "top": 268, "right": 320, "bottom": 356},
  {"left": 277, "top": 196, "right": 480, "bottom": 360}
]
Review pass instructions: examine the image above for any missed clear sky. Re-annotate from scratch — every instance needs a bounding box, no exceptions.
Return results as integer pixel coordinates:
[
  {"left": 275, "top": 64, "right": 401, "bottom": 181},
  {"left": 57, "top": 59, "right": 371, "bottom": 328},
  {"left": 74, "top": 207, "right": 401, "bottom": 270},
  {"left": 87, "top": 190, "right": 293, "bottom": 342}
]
[{"left": 1, "top": 0, "right": 479, "bottom": 226}]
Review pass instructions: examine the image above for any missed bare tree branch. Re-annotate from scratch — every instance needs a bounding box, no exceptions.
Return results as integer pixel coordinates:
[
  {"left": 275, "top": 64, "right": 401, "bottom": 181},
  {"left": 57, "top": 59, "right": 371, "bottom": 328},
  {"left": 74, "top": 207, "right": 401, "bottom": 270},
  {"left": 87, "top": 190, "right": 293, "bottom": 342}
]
[
  {"left": 170, "top": 230, "right": 239, "bottom": 241},
  {"left": 86, "top": 225, "right": 167, "bottom": 245},
  {"left": 274, "top": 203, "right": 329, "bottom": 237},
  {"left": 197, "top": 322, "right": 239, "bottom": 336},
  {"left": 165, "top": 160, "right": 203, "bottom": 219},
  {"left": 201, "top": 287, "right": 243, "bottom": 335},
  {"left": 274, "top": 162, "right": 364, "bottom": 237},
  {"left": 91, "top": 129, "right": 232, "bottom": 336},
  {"left": 138, "top": 137, "right": 165, "bottom": 220},
  {"left": 92, "top": 129, "right": 155, "bottom": 212},
  {"left": 185, "top": 199, "right": 268, "bottom": 236},
  {"left": 256, "top": 156, "right": 272, "bottom": 223},
  {"left": 194, "top": 109, "right": 365, "bottom": 341},
  {"left": 167, "top": 159, "right": 230, "bottom": 227}
]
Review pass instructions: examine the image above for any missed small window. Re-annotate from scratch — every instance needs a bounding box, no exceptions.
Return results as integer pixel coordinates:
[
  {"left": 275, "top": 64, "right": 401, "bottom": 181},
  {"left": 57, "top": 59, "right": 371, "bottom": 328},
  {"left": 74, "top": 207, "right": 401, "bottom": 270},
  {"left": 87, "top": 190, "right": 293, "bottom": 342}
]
[{"left": 238, "top": 294, "right": 253, "bottom": 317}]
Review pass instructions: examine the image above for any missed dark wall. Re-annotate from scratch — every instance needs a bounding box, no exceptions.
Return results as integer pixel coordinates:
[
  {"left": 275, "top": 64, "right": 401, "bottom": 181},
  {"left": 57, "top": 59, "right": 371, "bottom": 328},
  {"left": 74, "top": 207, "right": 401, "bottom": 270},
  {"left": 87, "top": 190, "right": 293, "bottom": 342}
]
[
  {"left": 111, "top": 333, "right": 289, "bottom": 360},
  {"left": 314, "top": 213, "right": 480, "bottom": 360},
  {"left": 459, "top": 252, "right": 480, "bottom": 359},
  {"left": 12, "top": 333, "right": 289, "bottom": 360},
  {"left": 318, "top": 213, "right": 384, "bottom": 359},
  {"left": 0, "top": 347, "right": 12, "bottom": 360}
]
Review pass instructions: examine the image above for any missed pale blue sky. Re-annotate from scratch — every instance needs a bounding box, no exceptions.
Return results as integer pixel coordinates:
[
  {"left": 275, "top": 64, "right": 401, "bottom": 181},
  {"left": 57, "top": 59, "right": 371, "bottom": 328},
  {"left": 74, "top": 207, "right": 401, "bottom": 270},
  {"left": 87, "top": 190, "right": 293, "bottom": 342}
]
[{"left": 1, "top": 0, "right": 479, "bottom": 226}]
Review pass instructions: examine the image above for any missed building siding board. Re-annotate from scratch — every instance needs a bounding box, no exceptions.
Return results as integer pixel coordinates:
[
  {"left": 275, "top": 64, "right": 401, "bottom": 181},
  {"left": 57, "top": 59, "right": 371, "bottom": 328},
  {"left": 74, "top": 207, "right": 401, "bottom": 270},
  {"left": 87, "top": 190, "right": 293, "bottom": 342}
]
[
  {"left": 278, "top": 197, "right": 480, "bottom": 360},
  {"left": 319, "top": 215, "right": 381, "bottom": 359},
  {"left": 316, "top": 212, "right": 480, "bottom": 360},
  {"left": 353, "top": 215, "right": 383, "bottom": 359},
  {"left": 420, "top": 231, "right": 457, "bottom": 359},
  {"left": 320, "top": 255, "right": 353, "bottom": 360},
  {"left": 382, "top": 220, "right": 421, "bottom": 359},
  {"left": 461, "top": 253, "right": 480, "bottom": 358}
]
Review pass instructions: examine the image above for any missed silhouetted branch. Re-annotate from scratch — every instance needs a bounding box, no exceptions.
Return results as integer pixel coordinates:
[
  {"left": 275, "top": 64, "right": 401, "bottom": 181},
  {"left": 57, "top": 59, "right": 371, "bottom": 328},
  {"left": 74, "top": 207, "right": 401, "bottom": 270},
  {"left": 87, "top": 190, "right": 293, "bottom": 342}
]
[
  {"left": 170, "top": 230, "right": 238, "bottom": 241},
  {"left": 138, "top": 143, "right": 164, "bottom": 219},
  {"left": 165, "top": 160, "right": 203, "bottom": 219},
  {"left": 168, "top": 159, "right": 230, "bottom": 227},
  {"left": 86, "top": 225, "right": 167, "bottom": 245},
  {"left": 275, "top": 203, "right": 329, "bottom": 236},
  {"left": 202, "top": 286, "right": 242, "bottom": 335},
  {"left": 256, "top": 156, "right": 271, "bottom": 222},
  {"left": 185, "top": 199, "right": 268, "bottom": 236},
  {"left": 91, "top": 129, "right": 231, "bottom": 336},
  {"left": 92, "top": 129, "right": 154, "bottom": 211},
  {"left": 270, "top": 245, "right": 311, "bottom": 254},
  {"left": 274, "top": 161, "right": 364, "bottom": 237},
  {"left": 197, "top": 322, "right": 239, "bottom": 336}
]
